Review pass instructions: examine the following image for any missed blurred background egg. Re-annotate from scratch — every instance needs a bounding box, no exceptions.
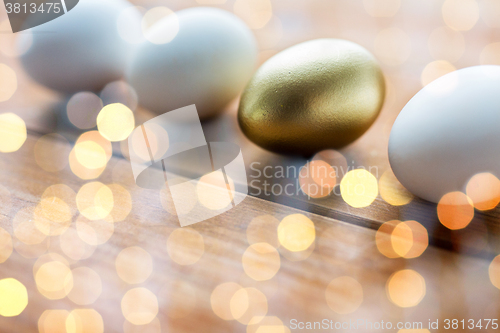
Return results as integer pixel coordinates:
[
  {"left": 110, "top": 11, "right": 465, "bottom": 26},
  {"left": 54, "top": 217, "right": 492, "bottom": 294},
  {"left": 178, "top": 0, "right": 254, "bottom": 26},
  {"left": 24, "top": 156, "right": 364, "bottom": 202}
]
[
  {"left": 127, "top": 7, "right": 257, "bottom": 119},
  {"left": 238, "top": 39, "right": 385, "bottom": 156},
  {"left": 18, "top": 0, "right": 141, "bottom": 93},
  {"left": 389, "top": 66, "right": 500, "bottom": 203}
]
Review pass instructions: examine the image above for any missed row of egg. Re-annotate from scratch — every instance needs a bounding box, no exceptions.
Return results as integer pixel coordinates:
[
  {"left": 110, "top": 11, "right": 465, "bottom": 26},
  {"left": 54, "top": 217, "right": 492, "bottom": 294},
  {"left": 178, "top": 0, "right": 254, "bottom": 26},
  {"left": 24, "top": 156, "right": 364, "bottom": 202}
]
[
  {"left": 19, "top": 0, "right": 257, "bottom": 119},
  {"left": 18, "top": 0, "right": 500, "bottom": 205},
  {"left": 20, "top": 0, "right": 386, "bottom": 153}
]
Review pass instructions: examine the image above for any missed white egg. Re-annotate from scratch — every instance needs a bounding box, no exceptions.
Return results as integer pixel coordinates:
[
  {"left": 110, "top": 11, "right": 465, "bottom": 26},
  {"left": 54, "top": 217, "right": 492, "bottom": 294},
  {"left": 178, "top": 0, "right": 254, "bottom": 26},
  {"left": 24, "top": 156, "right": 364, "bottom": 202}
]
[
  {"left": 18, "top": 0, "right": 141, "bottom": 93},
  {"left": 389, "top": 65, "right": 500, "bottom": 203},
  {"left": 127, "top": 7, "right": 257, "bottom": 119}
]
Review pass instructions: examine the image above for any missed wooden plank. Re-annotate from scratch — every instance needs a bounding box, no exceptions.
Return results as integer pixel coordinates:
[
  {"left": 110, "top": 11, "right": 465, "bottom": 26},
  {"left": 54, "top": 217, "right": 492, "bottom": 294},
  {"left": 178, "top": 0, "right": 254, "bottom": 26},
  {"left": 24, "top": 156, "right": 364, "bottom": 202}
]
[
  {"left": 0, "top": 134, "right": 498, "bottom": 333},
  {"left": 2, "top": 0, "right": 500, "bottom": 331},
  {"left": 1, "top": 34, "right": 497, "bottom": 258}
]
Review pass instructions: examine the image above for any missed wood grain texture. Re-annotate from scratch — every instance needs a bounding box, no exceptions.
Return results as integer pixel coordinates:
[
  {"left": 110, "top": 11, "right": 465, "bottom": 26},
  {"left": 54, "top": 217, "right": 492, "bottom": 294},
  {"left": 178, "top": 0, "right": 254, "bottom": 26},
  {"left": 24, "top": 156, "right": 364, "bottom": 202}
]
[
  {"left": 0, "top": 134, "right": 499, "bottom": 333},
  {"left": 2, "top": 0, "right": 500, "bottom": 331}
]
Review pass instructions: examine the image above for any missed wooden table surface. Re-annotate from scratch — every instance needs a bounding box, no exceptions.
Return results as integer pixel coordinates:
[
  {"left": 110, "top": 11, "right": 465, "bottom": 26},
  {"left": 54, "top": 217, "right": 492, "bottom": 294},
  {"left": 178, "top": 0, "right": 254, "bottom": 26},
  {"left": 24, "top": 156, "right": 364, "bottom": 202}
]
[{"left": 2, "top": 0, "right": 500, "bottom": 332}]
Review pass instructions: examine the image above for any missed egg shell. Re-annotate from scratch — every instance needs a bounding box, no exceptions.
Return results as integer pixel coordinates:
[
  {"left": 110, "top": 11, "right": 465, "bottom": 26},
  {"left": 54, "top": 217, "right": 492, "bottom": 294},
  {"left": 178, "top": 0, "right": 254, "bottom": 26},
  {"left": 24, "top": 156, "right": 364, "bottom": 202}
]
[
  {"left": 389, "top": 65, "right": 500, "bottom": 203},
  {"left": 126, "top": 7, "right": 257, "bottom": 119},
  {"left": 19, "top": 0, "right": 140, "bottom": 93},
  {"left": 238, "top": 39, "right": 385, "bottom": 156}
]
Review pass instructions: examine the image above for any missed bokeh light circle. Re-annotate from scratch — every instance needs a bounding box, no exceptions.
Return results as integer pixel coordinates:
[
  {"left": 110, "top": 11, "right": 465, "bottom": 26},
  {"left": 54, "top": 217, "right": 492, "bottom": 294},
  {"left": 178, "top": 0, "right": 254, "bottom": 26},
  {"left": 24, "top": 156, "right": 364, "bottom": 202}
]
[
  {"left": 278, "top": 214, "right": 315, "bottom": 252},
  {"left": 340, "top": 169, "right": 378, "bottom": 208}
]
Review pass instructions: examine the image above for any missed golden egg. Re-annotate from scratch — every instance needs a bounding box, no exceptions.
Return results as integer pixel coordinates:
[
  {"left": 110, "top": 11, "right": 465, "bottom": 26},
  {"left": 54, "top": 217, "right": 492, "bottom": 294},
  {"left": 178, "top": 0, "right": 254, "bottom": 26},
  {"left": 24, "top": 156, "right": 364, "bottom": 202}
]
[{"left": 238, "top": 39, "right": 385, "bottom": 156}]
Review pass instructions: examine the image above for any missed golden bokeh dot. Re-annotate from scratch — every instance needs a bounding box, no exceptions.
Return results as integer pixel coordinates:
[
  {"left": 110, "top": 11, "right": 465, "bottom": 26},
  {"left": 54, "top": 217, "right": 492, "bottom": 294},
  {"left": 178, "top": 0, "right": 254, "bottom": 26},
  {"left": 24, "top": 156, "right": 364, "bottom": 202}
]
[
  {"left": 234, "top": 0, "right": 273, "bottom": 29},
  {"left": 38, "top": 309, "right": 69, "bottom": 333},
  {"left": 489, "top": 255, "right": 500, "bottom": 289},
  {"left": 39, "top": 196, "right": 72, "bottom": 224},
  {"left": 376, "top": 220, "right": 401, "bottom": 259},
  {"left": 97, "top": 103, "right": 135, "bottom": 142},
  {"left": 69, "top": 148, "right": 106, "bottom": 180},
  {"left": 247, "top": 316, "right": 291, "bottom": 333},
  {"left": 437, "top": 191, "right": 474, "bottom": 230},
  {"left": 312, "top": 150, "right": 348, "bottom": 184},
  {"left": 160, "top": 280, "right": 197, "bottom": 319},
  {"left": 246, "top": 215, "right": 280, "bottom": 248},
  {"left": 421, "top": 60, "right": 456, "bottom": 87},
  {"left": 35, "top": 260, "right": 73, "bottom": 300},
  {"left": 41, "top": 184, "right": 75, "bottom": 218},
  {"left": 34, "top": 134, "right": 71, "bottom": 172},
  {"left": 401, "top": 221, "right": 429, "bottom": 259},
  {"left": 242, "top": 242, "right": 280, "bottom": 281},
  {"left": 278, "top": 214, "right": 315, "bottom": 252},
  {"left": 428, "top": 27, "right": 464, "bottom": 62},
  {"left": 374, "top": 28, "right": 412, "bottom": 66},
  {"left": 197, "top": 171, "right": 235, "bottom": 211},
  {"left": 386, "top": 269, "right": 426, "bottom": 308},
  {"left": 0, "top": 278, "right": 28, "bottom": 317},
  {"left": 299, "top": 160, "right": 336, "bottom": 199},
  {"left": 377, "top": 220, "right": 428, "bottom": 259},
  {"left": 42, "top": 185, "right": 77, "bottom": 212},
  {"left": 167, "top": 228, "right": 205, "bottom": 265},
  {"left": 74, "top": 141, "right": 108, "bottom": 170},
  {"left": 379, "top": 169, "right": 413, "bottom": 206},
  {"left": 0, "top": 64, "right": 17, "bottom": 102},
  {"left": 121, "top": 287, "right": 159, "bottom": 325},
  {"left": 230, "top": 287, "right": 268, "bottom": 325},
  {"left": 66, "top": 309, "right": 104, "bottom": 333},
  {"left": 0, "top": 227, "right": 13, "bottom": 263},
  {"left": 211, "top": 282, "right": 243, "bottom": 321},
  {"left": 325, "top": 276, "right": 363, "bottom": 314},
  {"left": 466, "top": 172, "right": 500, "bottom": 211},
  {"left": 69, "top": 131, "right": 112, "bottom": 179},
  {"left": 123, "top": 317, "right": 161, "bottom": 333},
  {"left": 442, "top": 0, "right": 479, "bottom": 31},
  {"left": 34, "top": 202, "right": 71, "bottom": 237},
  {"left": 391, "top": 222, "right": 413, "bottom": 257},
  {"left": 0, "top": 113, "right": 26, "bottom": 153},
  {"left": 340, "top": 169, "right": 378, "bottom": 208},
  {"left": 480, "top": 43, "right": 500, "bottom": 67},
  {"left": 76, "top": 182, "right": 114, "bottom": 220},
  {"left": 66, "top": 267, "right": 102, "bottom": 305},
  {"left": 116, "top": 246, "right": 153, "bottom": 284},
  {"left": 142, "top": 7, "right": 179, "bottom": 45},
  {"left": 76, "top": 131, "right": 113, "bottom": 161},
  {"left": 363, "top": 0, "right": 400, "bottom": 17},
  {"left": 308, "top": 159, "right": 337, "bottom": 190}
]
